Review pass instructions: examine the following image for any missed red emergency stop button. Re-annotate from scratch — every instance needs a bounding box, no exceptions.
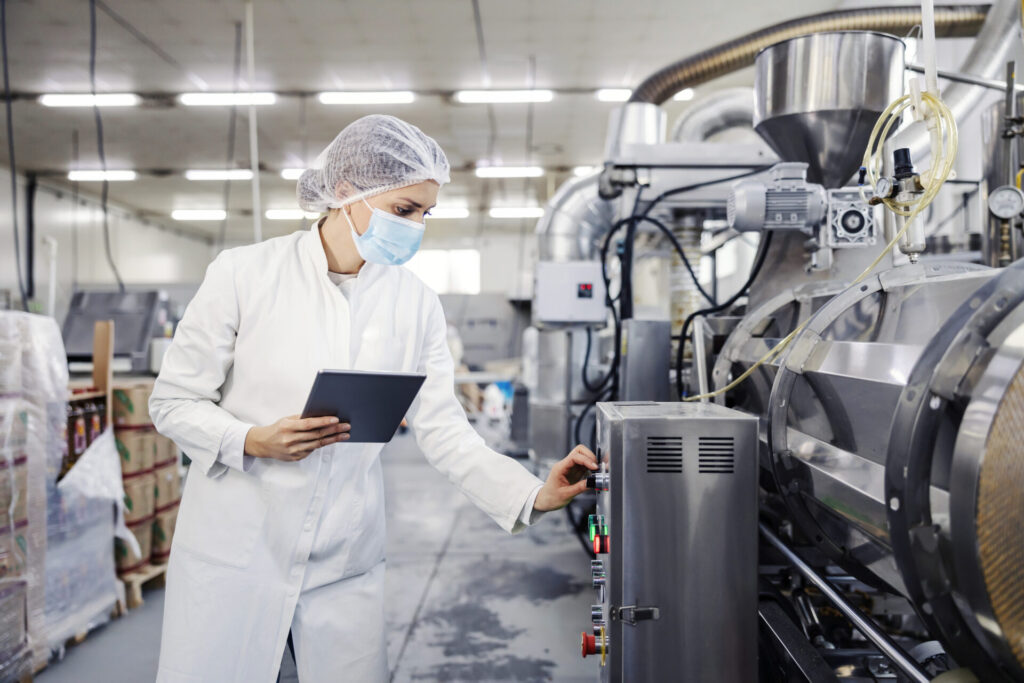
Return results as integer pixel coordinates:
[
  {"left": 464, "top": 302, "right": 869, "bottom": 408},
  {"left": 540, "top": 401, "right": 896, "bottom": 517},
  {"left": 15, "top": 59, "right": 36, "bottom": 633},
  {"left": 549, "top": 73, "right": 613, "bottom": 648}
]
[
  {"left": 593, "top": 534, "right": 610, "bottom": 554},
  {"left": 581, "top": 632, "right": 597, "bottom": 658}
]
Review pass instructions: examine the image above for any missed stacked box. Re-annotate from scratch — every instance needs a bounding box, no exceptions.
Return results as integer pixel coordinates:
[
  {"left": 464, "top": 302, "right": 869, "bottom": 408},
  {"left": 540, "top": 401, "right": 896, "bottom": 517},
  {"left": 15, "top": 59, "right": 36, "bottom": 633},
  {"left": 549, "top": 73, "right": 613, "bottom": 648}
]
[
  {"left": 151, "top": 504, "right": 178, "bottom": 564},
  {"left": 0, "top": 313, "right": 120, "bottom": 672},
  {"left": 115, "top": 429, "right": 156, "bottom": 476},
  {"left": 112, "top": 384, "right": 152, "bottom": 428},
  {"left": 115, "top": 518, "right": 153, "bottom": 574},
  {"left": 154, "top": 463, "right": 181, "bottom": 512}
]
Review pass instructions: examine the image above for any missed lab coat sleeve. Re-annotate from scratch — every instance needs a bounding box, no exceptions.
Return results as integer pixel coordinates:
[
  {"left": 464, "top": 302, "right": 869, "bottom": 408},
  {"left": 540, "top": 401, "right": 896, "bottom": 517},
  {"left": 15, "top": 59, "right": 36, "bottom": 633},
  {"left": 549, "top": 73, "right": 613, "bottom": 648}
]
[
  {"left": 407, "top": 296, "right": 545, "bottom": 534},
  {"left": 149, "top": 252, "right": 256, "bottom": 479}
]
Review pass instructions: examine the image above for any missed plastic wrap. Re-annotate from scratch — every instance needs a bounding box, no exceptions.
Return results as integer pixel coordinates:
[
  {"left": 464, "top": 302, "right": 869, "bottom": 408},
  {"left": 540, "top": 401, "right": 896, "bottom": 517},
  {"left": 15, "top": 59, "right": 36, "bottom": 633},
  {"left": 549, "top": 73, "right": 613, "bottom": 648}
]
[{"left": 0, "top": 312, "right": 66, "bottom": 675}]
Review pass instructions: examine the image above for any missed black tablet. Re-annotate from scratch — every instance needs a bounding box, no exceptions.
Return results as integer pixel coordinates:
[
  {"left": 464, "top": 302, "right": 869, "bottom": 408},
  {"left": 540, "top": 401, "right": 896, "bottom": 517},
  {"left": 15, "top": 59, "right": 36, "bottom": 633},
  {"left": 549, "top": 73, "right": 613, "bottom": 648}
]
[{"left": 301, "top": 370, "right": 427, "bottom": 443}]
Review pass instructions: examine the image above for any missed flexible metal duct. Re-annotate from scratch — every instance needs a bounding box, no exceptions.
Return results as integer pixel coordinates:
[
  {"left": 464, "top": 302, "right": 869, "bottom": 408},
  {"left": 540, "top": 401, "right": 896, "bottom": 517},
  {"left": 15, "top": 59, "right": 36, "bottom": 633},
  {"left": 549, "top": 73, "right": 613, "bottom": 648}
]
[
  {"left": 628, "top": 5, "right": 989, "bottom": 105},
  {"left": 535, "top": 172, "right": 616, "bottom": 263},
  {"left": 671, "top": 88, "right": 755, "bottom": 142}
]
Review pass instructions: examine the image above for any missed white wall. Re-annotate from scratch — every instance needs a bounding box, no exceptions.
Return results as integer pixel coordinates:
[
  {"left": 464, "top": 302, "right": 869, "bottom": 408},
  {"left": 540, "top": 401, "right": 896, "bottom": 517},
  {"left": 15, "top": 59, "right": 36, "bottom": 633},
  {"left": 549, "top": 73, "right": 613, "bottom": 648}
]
[
  {"left": 0, "top": 167, "right": 212, "bottom": 321},
  {"left": 422, "top": 231, "right": 537, "bottom": 298}
]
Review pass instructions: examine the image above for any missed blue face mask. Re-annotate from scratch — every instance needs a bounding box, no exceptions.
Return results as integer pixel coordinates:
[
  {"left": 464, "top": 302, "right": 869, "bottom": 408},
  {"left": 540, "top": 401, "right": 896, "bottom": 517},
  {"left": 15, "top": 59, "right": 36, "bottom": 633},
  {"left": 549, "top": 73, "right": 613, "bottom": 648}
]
[{"left": 344, "top": 198, "right": 425, "bottom": 266}]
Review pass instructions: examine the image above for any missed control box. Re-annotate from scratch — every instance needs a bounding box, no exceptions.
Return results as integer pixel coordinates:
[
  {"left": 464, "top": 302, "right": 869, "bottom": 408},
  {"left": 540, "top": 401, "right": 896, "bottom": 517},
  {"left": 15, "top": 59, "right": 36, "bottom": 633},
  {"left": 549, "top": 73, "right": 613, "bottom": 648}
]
[
  {"left": 533, "top": 261, "right": 607, "bottom": 326},
  {"left": 582, "top": 402, "right": 758, "bottom": 682}
]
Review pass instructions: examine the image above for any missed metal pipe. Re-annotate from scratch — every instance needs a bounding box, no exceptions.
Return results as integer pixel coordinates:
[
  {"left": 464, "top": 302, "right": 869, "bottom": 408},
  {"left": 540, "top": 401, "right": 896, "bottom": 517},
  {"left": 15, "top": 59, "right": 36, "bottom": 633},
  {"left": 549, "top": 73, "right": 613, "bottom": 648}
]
[
  {"left": 907, "top": 63, "right": 1024, "bottom": 93},
  {"left": 245, "top": 0, "right": 262, "bottom": 243},
  {"left": 628, "top": 5, "right": 988, "bottom": 104},
  {"left": 760, "top": 523, "right": 931, "bottom": 683},
  {"left": 671, "top": 88, "right": 754, "bottom": 142},
  {"left": 535, "top": 172, "right": 615, "bottom": 262}
]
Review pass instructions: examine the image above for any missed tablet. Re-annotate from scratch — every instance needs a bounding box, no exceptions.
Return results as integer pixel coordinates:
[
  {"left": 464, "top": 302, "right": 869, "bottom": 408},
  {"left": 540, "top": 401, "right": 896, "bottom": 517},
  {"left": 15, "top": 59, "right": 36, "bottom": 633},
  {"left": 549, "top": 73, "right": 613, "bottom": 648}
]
[{"left": 301, "top": 370, "right": 427, "bottom": 443}]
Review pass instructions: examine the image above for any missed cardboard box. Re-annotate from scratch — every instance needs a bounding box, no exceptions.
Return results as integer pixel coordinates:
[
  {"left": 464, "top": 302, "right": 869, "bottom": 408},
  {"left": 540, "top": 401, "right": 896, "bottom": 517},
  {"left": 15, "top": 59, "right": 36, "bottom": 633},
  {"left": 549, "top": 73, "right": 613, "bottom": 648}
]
[
  {"left": 122, "top": 472, "right": 156, "bottom": 524},
  {"left": 115, "top": 429, "right": 156, "bottom": 476},
  {"left": 151, "top": 504, "right": 178, "bottom": 563},
  {"left": 154, "top": 434, "right": 178, "bottom": 467},
  {"left": 112, "top": 383, "right": 153, "bottom": 427},
  {"left": 154, "top": 463, "right": 181, "bottom": 511},
  {"left": 115, "top": 517, "right": 153, "bottom": 574}
]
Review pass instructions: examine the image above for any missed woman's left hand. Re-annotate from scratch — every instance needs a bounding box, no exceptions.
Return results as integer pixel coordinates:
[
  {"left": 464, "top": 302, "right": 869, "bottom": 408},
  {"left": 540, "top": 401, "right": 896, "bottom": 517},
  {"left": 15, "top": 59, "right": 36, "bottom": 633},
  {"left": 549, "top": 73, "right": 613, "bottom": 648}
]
[{"left": 534, "top": 444, "right": 599, "bottom": 512}]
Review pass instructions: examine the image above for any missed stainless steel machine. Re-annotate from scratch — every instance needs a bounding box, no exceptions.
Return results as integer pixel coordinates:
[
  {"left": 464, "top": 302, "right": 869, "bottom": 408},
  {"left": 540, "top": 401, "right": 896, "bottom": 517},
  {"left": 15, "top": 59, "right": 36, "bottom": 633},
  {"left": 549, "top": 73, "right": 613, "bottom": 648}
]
[
  {"left": 530, "top": 1, "right": 1024, "bottom": 679},
  {"left": 583, "top": 402, "right": 759, "bottom": 682}
]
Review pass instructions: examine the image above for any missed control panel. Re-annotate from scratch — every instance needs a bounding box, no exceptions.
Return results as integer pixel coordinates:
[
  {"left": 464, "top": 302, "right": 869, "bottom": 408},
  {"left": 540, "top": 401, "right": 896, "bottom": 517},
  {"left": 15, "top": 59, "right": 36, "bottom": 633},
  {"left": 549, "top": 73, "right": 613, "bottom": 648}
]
[
  {"left": 579, "top": 402, "right": 759, "bottom": 682},
  {"left": 533, "top": 261, "right": 608, "bottom": 326}
]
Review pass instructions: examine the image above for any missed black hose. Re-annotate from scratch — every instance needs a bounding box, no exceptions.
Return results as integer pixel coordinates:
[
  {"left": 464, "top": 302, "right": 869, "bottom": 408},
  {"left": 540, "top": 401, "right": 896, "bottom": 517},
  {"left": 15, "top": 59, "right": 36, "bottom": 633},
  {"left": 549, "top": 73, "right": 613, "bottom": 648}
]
[
  {"left": 675, "top": 230, "right": 775, "bottom": 399},
  {"left": 628, "top": 5, "right": 988, "bottom": 104},
  {"left": 90, "top": 0, "right": 125, "bottom": 292},
  {"left": 1, "top": 0, "right": 27, "bottom": 311}
]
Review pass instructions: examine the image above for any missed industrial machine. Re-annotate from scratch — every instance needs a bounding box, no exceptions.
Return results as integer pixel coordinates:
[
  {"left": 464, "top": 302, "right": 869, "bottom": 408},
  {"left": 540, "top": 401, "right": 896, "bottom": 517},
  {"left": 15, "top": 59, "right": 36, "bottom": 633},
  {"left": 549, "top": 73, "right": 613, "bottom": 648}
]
[
  {"left": 583, "top": 402, "right": 759, "bottom": 681},
  {"left": 527, "top": 1, "right": 1024, "bottom": 680}
]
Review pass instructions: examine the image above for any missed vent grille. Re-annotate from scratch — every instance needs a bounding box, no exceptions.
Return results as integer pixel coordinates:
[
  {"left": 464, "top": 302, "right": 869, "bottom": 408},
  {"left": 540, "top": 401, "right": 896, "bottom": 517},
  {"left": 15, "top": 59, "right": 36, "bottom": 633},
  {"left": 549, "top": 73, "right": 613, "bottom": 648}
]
[
  {"left": 699, "top": 436, "right": 734, "bottom": 474},
  {"left": 646, "top": 436, "right": 683, "bottom": 474}
]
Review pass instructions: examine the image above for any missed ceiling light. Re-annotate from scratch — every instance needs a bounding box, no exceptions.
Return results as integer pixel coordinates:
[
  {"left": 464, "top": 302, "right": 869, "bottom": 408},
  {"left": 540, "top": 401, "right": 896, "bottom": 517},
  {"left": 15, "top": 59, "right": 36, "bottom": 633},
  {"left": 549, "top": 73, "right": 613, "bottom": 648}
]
[
  {"left": 180, "top": 92, "right": 277, "bottom": 106},
  {"left": 474, "top": 166, "right": 544, "bottom": 178},
  {"left": 596, "top": 89, "right": 631, "bottom": 102},
  {"left": 573, "top": 166, "right": 601, "bottom": 177},
  {"left": 185, "top": 169, "right": 254, "bottom": 181},
  {"left": 172, "top": 210, "right": 227, "bottom": 221},
  {"left": 428, "top": 207, "right": 470, "bottom": 219},
  {"left": 454, "top": 90, "right": 553, "bottom": 104},
  {"left": 39, "top": 93, "right": 140, "bottom": 107},
  {"left": 489, "top": 207, "right": 544, "bottom": 219},
  {"left": 265, "top": 209, "right": 321, "bottom": 220},
  {"left": 673, "top": 88, "right": 695, "bottom": 101},
  {"left": 68, "top": 170, "right": 136, "bottom": 182},
  {"left": 281, "top": 168, "right": 305, "bottom": 180},
  {"left": 318, "top": 91, "right": 415, "bottom": 104}
]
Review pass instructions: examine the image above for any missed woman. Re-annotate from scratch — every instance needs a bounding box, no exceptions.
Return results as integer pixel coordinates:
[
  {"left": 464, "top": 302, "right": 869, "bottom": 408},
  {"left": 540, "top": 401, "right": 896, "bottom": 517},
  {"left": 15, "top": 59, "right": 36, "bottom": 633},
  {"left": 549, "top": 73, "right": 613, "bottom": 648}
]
[{"left": 150, "top": 115, "right": 597, "bottom": 682}]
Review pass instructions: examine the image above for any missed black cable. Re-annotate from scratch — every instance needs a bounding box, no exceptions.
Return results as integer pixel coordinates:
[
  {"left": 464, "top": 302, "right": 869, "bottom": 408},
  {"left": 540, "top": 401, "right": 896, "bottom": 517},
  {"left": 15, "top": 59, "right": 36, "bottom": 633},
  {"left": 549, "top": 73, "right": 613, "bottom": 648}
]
[
  {"left": 1, "top": 0, "right": 28, "bottom": 311},
  {"left": 632, "top": 214, "right": 716, "bottom": 305},
  {"left": 89, "top": 0, "right": 124, "bottom": 292},
  {"left": 216, "top": 22, "right": 243, "bottom": 252},
  {"left": 675, "top": 230, "right": 775, "bottom": 398}
]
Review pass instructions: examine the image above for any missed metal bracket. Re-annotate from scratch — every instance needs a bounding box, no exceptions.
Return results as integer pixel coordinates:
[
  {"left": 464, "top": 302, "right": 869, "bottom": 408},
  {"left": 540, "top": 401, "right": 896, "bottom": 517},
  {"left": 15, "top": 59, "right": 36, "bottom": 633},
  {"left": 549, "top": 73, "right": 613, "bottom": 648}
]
[{"left": 613, "top": 605, "right": 660, "bottom": 626}]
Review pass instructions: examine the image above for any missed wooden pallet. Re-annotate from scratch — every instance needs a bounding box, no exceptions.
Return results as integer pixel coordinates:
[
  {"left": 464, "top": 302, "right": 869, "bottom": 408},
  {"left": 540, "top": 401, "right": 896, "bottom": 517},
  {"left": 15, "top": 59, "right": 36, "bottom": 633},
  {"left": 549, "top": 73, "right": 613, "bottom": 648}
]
[{"left": 119, "top": 563, "right": 167, "bottom": 610}]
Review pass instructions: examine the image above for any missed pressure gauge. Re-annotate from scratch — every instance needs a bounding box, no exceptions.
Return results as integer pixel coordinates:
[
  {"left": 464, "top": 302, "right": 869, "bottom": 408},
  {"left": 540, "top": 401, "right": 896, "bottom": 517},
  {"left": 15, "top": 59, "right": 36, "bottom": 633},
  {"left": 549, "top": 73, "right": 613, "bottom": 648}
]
[
  {"left": 875, "top": 177, "right": 893, "bottom": 200},
  {"left": 988, "top": 185, "right": 1024, "bottom": 219}
]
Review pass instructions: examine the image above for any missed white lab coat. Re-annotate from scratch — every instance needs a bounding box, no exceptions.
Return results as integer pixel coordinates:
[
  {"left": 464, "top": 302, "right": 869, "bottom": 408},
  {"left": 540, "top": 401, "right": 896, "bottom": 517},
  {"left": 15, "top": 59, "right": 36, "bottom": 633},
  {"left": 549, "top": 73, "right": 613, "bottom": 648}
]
[{"left": 150, "top": 223, "right": 544, "bottom": 682}]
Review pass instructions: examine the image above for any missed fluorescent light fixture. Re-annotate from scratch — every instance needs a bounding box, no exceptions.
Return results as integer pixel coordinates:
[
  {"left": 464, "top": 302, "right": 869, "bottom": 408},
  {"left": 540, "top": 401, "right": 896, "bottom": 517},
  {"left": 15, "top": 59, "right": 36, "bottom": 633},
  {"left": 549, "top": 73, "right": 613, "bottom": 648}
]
[
  {"left": 39, "top": 93, "right": 140, "bottom": 107},
  {"left": 185, "top": 169, "right": 254, "bottom": 181},
  {"left": 68, "top": 170, "right": 136, "bottom": 182},
  {"left": 573, "top": 165, "right": 601, "bottom": 177},
  {"left": 318, "top": 91, "right": 415, "bottom": 105},
  {"left": 427, "top": 207, "right": 470, "bottom": 219},
  {"left": 265, "top": 209, "right": 321, "bottom": 220},
  {"left": 454, "top": 89, "right": 553, "bottom": 104},
  {"left": 172, "top": 209, "right": 227, "bottom": 221},
  {"left": 596, "top": 88, "right": 631, "bottom": 102},
  {"left": 281, "top": 168, "right": 305, "bottom": 180},
  {"left": 180, "top": 92, "right": 277, "bottom": 106},
  {"left": 474, "top": 166, "right": 544, "bottom": 179},
  {"left": 673, "top": 88, "right": 695, "bottom": 101},
  {"left": 489, "top": 207, "right": 544, "bottom": 219}
]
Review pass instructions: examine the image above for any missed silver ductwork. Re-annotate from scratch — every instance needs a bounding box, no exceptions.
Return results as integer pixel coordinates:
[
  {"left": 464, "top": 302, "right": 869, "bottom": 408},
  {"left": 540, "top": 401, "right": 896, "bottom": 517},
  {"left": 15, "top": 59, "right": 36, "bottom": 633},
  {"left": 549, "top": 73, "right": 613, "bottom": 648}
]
[
  {"left": 671, "top": 88, "right": 755, "bottom": 142},
  {"left": 535, "top": 173, "right": 616, "bottom": 263}
]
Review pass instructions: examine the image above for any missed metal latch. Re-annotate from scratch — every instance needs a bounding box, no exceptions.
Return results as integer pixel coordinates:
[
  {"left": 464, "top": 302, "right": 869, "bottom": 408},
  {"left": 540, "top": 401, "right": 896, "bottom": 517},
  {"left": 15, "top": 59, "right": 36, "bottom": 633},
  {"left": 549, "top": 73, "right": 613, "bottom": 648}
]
[{"left": 613, "top": 605, "right": 660, "bottom": 626}]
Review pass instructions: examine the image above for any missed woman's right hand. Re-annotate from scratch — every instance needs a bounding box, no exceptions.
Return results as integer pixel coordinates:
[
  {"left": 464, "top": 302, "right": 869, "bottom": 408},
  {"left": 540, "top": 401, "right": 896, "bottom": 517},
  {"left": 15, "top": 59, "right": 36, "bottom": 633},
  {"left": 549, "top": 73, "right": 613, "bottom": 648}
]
[{"left": 244, "top": 415, "right": 351, "bottom": 461}]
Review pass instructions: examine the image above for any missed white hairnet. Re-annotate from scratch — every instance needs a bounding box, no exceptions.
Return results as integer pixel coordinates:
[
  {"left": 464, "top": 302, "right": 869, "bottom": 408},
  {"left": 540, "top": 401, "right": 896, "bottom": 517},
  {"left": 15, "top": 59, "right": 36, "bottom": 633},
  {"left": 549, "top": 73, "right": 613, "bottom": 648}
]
[{"left": 297, "top": 114, "right": 451, "bottom": 213}]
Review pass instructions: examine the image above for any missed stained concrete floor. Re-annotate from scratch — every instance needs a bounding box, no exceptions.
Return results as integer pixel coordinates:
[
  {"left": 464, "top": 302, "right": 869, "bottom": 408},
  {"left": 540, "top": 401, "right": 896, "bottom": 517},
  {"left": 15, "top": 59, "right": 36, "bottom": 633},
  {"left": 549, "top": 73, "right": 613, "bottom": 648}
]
[{"left": 38, "top": 429, "right": 596, "bottom": 683}]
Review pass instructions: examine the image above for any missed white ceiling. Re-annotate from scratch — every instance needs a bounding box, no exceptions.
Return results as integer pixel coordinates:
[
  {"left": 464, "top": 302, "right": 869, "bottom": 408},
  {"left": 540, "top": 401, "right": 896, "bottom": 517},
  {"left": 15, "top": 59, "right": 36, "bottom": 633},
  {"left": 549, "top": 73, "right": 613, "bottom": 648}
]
[{"left": 4, "top": 0, "right": 843, "bottom": 243}]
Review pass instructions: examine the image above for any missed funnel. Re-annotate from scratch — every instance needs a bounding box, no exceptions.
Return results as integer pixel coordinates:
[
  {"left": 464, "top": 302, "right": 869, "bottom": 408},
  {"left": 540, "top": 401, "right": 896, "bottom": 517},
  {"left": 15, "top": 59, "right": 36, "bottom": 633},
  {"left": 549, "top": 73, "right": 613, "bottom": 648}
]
[{"left": 753, "top": 31, "right": 905, "bottom": 188}]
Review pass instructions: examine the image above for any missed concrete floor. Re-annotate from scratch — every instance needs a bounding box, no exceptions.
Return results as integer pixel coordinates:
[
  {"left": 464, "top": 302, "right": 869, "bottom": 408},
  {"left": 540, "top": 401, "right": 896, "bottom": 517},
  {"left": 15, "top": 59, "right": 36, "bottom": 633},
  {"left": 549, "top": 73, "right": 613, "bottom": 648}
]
[{"left": 37, "top": 428, "right": 595, "bottom": 683}]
